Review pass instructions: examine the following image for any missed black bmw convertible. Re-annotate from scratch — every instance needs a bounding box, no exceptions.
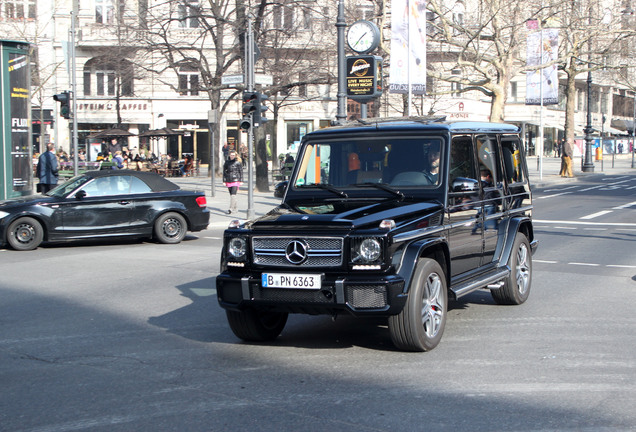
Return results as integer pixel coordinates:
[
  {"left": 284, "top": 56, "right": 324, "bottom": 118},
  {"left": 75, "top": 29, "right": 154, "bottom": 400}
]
[{"left": 0, "top": 170, "right": 210, "bottom": 250}]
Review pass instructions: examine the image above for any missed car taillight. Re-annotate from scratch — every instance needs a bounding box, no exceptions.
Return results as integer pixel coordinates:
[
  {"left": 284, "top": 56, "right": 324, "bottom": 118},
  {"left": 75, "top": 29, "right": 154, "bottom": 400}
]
[{"left": 196, "top": 196, "right": 207, "bottom": 208}]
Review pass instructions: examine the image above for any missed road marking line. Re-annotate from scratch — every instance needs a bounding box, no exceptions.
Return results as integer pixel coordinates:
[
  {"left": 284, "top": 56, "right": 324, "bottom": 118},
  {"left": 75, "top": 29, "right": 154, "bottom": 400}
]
[
  {"left": 553, "top": 226, "right": 577, "bottom": 230},
  {"left": 536, "top": 192, "right": 572, "bottom": 199},
  {"left": 533, "top": 219, "right": 636, "bottom": 227},
  {"left": 617, "top": 228, "right": 636, "bottom": 232},
  {"left": 543, "top": 186, "right": 579, "bottom": 192},
  {"left": 583, "top": 227, "right": 606, "bottom": 231},
  {"left": 579, "top": 185, "right": 605, "bottom": 192},
  {"left": 580, "top": 210, "right": 613, "bottom": 220},
  {"left": 612, "top": 201, "right": 636, "bottom": 210},
  {"left": 535, "top": 260, "right": 636, "bottom": 269}
]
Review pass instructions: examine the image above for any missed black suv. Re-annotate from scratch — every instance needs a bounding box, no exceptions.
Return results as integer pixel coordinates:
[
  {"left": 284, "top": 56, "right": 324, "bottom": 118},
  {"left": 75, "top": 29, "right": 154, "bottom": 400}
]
[{"left": 216, "top": 118, "right": 537, "bottom": 351}]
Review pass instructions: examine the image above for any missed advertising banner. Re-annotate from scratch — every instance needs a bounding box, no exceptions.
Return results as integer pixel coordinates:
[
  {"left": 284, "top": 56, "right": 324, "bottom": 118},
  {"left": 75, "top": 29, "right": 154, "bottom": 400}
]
[
  {"left": 346, "top": 56, "right": 382, "bottom": 102},
  {"left": 526, "top": 28, "right": 559, "bottom": 105},
  {"left": 8, "top": 51, "right": 31, "bottom": 191},
  {"left": 389, "top": 0, "right": 427, "bottom": 94}
]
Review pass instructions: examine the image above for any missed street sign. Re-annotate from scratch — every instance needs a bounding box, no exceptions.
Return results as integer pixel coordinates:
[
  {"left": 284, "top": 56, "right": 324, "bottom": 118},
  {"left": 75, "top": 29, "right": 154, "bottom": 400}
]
[
  {"left": 221, "top": 74, "right": 244, "bottom": 85},
  {"left": 255, "top": 73, "right": 273, "bottom": 86}
]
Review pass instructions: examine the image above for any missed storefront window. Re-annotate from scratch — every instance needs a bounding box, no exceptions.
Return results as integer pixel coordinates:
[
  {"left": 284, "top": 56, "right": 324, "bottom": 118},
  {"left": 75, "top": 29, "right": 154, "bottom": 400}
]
[{"left": 286, "top": 120, "right": 313, "bottom": 153}]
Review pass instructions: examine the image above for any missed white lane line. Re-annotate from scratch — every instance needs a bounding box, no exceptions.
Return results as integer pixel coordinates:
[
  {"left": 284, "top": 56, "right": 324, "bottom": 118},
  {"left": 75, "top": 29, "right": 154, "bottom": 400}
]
[
  {"left": 535, "top": 260, "right": 636, "bottom": 269},
  {"left": 613, "top": 201, "right": 636, "bottom": 210},
  {"left": 534, "top": 219, "right": 636, "bottom": 226},
  {"left": 579, "top": 185, "right": 605, "bottom": 192},
  {"left": 553, "top": 226, "right": 577, "bottom": 230},
  {"left": 580, "top": 210, "right": 613, "bottom": 220},
  {"left": 536, "top": 192, "right": 572, "bottom": 199},
  {"left": 543, "top": 186, "right": 579, "bottom": 193},
  {"left": 617, "top": 228, "right": 636, "bottom": 232},
  {"left": 583, "top": 228, "right": 606, "bottom": 231}
]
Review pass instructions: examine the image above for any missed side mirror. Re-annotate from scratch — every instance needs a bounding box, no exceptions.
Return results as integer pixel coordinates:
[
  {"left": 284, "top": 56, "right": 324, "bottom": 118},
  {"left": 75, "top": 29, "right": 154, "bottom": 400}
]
[
  {"left": 274, "top": 181, "right": 288, "bottom": 199},
  {"left": 452, "top": 177, "right": 479, "bottom": 193},
  {"left": 74, "top": 189, "right": 87, "bottom": 200}
]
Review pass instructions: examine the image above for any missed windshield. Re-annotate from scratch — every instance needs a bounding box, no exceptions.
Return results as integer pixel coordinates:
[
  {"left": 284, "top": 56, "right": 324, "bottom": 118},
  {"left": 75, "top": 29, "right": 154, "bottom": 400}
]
[
  {"left": 47, "top": 175, "right": 92, "bottom": 198},
  {"left": 292, "top": 136, "right": 443, "bottom": 189}
]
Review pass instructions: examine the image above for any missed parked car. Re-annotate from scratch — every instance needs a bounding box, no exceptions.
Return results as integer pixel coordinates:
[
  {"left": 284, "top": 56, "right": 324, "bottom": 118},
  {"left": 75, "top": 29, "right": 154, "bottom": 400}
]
[
  {"left": 0, "top": 170, "right": 209, "bottom": 250},
  {"left": 216, "top": 118, "right": 537, "bottom": 352}
]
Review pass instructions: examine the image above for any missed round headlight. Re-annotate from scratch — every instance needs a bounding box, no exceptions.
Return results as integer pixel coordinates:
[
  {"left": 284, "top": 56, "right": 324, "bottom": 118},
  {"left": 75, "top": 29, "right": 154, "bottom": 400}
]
[
  {"left": 228, "top": 237, "right": 246, "bottom": 258},
  {"left": 359, "top": 238, "right": 381, "bottom": 262}
]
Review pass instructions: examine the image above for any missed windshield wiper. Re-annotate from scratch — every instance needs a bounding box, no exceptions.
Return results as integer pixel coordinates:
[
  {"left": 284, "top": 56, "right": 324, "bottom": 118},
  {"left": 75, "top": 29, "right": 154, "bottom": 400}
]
[
  {"left": 354, "top": 182, "right": 404, "bottom": 199},
  {"left": 297, "top": 183, "right": 348, "bottom": 198}
]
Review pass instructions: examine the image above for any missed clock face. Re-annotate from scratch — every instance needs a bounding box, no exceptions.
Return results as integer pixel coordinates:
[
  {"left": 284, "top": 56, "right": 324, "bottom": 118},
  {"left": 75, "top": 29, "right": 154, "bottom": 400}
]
[{"left": 347, "top": 20, "right": 380, "bottom": 53}]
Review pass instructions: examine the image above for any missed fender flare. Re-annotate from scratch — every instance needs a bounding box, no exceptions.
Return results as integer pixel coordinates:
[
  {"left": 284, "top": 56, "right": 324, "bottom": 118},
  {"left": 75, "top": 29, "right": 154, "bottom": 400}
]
[
  {"left": 396, "top": 237, "right": 449, "bottom": 295},
  {"left": 499, "top": 216, "right": 534, "bottom": 265}
]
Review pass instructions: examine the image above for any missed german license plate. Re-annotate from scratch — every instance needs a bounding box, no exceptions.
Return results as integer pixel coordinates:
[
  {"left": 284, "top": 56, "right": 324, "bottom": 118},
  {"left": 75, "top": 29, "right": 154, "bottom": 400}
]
[{"left": 262, "top": 273, "right": 322, "bottom": 289}]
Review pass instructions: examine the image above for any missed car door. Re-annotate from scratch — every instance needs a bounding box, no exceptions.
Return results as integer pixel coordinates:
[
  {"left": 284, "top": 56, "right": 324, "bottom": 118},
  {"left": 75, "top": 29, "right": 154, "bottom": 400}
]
[
  {"left": 61, "top": 175, "right": 134, "bottom": 238},
  {"left": 475, "top": 135, "right": 505, "bottom": 266},
  {"left": 447, "top": 135, "right": 483, "bottom": 277}
]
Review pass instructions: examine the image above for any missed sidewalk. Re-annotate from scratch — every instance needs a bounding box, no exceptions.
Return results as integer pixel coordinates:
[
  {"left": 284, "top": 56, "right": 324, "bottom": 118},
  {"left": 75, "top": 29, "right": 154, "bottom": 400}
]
[
  {"left": 171, "top": 154, "right": 636, "bottom": 225},
  {"left": 527, "top": 153, "right": 635, "bottom": 187},
  {"left": 170, "top": 175, "right": 281, "bottom": 226}
]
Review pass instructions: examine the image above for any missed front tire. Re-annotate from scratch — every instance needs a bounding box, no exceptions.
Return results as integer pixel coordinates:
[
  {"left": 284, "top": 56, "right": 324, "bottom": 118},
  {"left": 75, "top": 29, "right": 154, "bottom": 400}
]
[
  {"left": 389, "top": 258, "right": 448, "bottom": 352},
  {"left": 226, "top": 309, "right": 288, "bottom": 342},
  {"left": 491, "top": 232, "right": 532, "bottom": 305},
  {"left": 7, "top": 217, "right": 43, "bottom": 251},
  {"left": 154, "top": 212, "right": 187, "bottom": 244}
]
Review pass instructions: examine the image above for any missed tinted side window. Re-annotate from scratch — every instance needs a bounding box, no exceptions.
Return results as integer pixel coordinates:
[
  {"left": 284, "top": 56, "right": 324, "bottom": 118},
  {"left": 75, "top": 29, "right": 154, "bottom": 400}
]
[
  {"left": 500, "top": 136, "right": 525, "bottom": 184},
  {"left": 449, "top": 135, "right": 476, "bottom": 185},
  {"left": 129, "top": 176, "right": 152, "bottom": 194},
  {"left": 475, "top": 134, "right": 499, "bottom": 186}
]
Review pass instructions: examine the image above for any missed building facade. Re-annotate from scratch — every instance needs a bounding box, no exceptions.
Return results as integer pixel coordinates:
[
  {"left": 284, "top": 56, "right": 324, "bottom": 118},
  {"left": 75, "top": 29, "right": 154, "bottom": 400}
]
[{"left": 1, "top": 0, "right": 634, "bottom": 169}]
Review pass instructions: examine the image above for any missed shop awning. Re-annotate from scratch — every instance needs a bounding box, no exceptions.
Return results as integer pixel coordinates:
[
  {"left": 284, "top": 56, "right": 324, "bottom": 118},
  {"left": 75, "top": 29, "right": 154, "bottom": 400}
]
[
  {"left": 87, "top": 127, "right": 136, "bottom": 139},
  {"left": 610, "top": 119, "right": 634, "bottom": 133},
  {"left": 31, "top": 109, "right": 53, "bottom": 125},
  {"left": 138, "top": 127, "right": 183, "bottom": 138}
]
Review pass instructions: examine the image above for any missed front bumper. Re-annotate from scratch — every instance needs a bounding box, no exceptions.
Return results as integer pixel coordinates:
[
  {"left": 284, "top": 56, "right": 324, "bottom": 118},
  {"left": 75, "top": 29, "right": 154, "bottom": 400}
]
[{"left": 216, "top": 272, "right": 406, "bottom": 316}]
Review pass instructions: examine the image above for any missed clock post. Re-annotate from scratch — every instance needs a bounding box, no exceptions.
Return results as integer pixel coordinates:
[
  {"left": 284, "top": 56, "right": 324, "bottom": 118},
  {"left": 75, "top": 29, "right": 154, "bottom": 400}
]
[{"left": 346, "top": 21, "right": 382, "bottom": 119}]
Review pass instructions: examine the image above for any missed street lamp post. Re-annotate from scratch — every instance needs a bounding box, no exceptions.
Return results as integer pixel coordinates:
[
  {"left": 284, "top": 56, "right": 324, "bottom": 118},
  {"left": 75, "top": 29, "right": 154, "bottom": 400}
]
[
  {"left": 582, "top": 68, "right": 595, "bottom": 172},
  {"left": 632, "top": 93, "right": 636, "bottom": 169}
]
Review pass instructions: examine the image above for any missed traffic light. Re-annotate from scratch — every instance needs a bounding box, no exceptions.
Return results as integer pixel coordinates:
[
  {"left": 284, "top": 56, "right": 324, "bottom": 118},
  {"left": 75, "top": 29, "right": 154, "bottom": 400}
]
[
  {"left": 240, "top": 91, "right": 258, "bottom": 131},
  {"left": 53, "top": 91, "right": 71, "bottom": 119},
  {"left": 239, "top": 91, "right": 268, "bottom": 131},
  {"left": 254, "top": 92, "right": 268, "bottom": 127}
]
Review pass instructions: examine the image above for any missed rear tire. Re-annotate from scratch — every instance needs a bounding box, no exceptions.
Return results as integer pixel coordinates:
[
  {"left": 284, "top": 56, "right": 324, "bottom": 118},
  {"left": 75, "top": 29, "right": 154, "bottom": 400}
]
[
  {"left": 389, "top": 258, "right": 447, "bottom": 352},
  {"left": 7, "top": 217, "right": 43, "bottom": 251},
  {"left": 154, "top": 212, "right": 187, "bottom": 244},
  {"left": 491, "top": 232, "right": 532, "bottom": 305},
  {"left": 226, "top": 309, "right": 288, "bottom": 342}
]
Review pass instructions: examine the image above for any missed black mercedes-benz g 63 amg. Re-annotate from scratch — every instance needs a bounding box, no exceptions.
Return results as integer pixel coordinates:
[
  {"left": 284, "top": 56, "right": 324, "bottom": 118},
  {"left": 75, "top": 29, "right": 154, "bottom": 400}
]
[{"left": 216, "top": 118, "right": 537, "bottom": 351}]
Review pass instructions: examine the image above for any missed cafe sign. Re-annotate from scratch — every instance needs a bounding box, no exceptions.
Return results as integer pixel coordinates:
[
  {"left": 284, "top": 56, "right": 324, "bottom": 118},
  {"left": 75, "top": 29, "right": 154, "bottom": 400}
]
[{"left": 346, "top": 55, "right": 383, "bottom": 102}]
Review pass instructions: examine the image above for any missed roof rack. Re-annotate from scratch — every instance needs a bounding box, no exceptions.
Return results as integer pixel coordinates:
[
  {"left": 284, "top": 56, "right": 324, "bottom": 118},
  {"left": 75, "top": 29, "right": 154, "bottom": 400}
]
[{"left": 347, "top": 116, "right": 448, "bottom": 127}]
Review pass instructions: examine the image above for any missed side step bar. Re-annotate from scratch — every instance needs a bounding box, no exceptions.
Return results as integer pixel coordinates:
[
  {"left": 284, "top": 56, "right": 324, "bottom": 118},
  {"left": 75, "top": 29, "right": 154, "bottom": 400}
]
[{"left": 450, "top": 267, "right": 510, "bottom": 300}]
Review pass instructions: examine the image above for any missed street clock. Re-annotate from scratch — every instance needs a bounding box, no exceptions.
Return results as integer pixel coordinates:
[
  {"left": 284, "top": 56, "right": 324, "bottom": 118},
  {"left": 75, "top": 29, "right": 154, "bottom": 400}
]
[{"left": 347, "top": 20, "right": 381, "bottom": 54}]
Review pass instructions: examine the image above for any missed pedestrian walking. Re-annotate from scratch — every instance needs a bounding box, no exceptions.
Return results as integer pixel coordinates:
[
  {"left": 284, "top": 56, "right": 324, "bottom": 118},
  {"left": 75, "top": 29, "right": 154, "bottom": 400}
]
[
  {"left": 36, "top": 143, "right": 59, "bottom": 193},
  {"left": 559, "top": 140, "right": 574, "bottom": 178},
  {"left": 223, "top": 150, "right": 243, "bottom": 214}
]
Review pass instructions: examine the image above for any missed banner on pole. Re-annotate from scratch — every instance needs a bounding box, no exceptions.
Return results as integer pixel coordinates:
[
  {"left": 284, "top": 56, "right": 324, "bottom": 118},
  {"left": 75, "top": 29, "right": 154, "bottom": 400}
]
[
  {"left": 389, "top": 0, "right": 427, "bottom": 95},
  {"left": 526, "top": 28, "right": 559, "bottom": 105}
]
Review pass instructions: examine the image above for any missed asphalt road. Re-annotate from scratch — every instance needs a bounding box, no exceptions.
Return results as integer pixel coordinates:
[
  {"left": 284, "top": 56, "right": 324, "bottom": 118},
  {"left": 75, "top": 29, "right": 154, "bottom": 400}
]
[{"left": 1, "top": 170, "right": 635, "bottom": 431}]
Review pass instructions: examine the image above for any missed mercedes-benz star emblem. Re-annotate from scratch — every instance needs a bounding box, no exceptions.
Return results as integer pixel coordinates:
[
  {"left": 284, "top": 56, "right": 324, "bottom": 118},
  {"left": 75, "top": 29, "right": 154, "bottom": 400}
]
[{"left": 285, "top": 240, "right": 308, "bottom": 264}]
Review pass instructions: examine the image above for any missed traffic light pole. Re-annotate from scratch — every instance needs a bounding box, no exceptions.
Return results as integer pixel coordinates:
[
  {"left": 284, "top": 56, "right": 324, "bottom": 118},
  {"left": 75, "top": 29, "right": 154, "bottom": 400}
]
[
  {"left": 70, "top": 7, "right": 79, "bottom": 176},
  {"left": 245, "top": 14, "right": 256, "bottom": 220}
]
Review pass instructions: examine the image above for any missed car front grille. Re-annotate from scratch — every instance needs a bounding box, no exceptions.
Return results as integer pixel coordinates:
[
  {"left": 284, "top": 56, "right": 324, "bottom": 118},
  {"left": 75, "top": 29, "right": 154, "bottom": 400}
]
[{"left": 252, "top": 236, "right": 343, "bottom": 268}]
